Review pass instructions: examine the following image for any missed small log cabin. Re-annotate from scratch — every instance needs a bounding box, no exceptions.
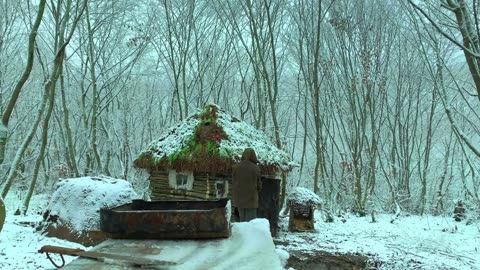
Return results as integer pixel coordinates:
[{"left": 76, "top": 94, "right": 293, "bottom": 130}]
[{"left": 133, "top": 104, "right": 294, "bottom": 203}]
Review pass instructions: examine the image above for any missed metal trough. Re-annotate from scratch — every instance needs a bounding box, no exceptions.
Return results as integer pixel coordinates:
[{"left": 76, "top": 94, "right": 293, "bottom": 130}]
[{"left": 100, "top": 199, "right": 230, "bottom": 239}]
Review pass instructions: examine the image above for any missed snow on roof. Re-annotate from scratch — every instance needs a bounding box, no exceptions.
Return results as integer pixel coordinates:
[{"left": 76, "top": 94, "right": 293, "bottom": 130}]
[
  {"left": 135, "top": 104, "right": 295, "bottom": 173},
  {"left": 287, "top": 187, "right": 322, "bottom": 206},
  {"left": 142, "top": 115, "right": 201, "bottom": 162},
  {"left": 216, "top": 106, "right": 293, "bottom": 170},
  {"left": 45, "top": 176, "right": 137, "bottom": 232}
]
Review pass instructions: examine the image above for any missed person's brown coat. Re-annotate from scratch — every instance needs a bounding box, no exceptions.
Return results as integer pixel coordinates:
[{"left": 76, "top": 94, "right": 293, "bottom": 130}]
[{"left": 232, "top": 148, "right": 261, "bottom": 209}]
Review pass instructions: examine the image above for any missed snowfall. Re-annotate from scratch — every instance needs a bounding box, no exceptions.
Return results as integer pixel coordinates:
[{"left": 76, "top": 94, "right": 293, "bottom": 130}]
[{"left": 0, "top": 178, "right": 479, "bottom": 270}]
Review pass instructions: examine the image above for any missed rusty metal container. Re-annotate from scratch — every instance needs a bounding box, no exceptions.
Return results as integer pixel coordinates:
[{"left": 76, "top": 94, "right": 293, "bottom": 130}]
[{"left": 100, "top": 199, "right": 230, "bottom": 239}]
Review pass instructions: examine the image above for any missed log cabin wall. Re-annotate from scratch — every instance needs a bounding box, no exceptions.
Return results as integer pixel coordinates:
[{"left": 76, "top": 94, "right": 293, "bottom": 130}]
[{"left": 149, "top": 170, "right": 232, "bottom": 201}]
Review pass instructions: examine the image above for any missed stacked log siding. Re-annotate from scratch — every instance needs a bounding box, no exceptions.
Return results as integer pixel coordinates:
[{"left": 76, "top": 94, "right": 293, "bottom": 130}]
[{"left": 149, "top": 170, "right": 232, "bottom": 201}]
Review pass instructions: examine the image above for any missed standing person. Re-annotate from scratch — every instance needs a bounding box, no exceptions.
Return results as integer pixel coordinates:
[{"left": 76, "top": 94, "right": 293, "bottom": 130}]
[{"left": 232, "top": 148, "right": 261, "bottom": 222}]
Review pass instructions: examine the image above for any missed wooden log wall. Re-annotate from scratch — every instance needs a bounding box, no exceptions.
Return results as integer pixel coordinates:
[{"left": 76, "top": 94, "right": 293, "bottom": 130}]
[
  {"left": 288, "top": 202, "right": 315, "bottom": 232},
  {"left": 149, "top": 170, "right": 233, "bottom": 201}
]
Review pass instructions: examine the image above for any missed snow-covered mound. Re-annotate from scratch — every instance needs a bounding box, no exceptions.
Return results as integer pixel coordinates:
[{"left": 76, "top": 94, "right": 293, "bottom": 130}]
[
  {"left": 287, "top": 187, "right": 322, "bottom": 206},
  {"left": 45, "top": 176, "right": 137, "bottom": 232},
  {"left": 38, "top": 176, "right": 138, "bottom": 246}
]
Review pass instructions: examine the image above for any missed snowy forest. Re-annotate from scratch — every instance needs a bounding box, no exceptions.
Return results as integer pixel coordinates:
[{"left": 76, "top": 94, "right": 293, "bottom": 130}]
[{"left": 1, "top": 0, "right": 480, "bottom": 222}]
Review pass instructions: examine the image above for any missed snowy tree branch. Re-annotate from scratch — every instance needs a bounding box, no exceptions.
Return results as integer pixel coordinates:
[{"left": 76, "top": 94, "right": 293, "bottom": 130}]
[{"left": 408, "top": 0, "right": 480, "bottom": 59}]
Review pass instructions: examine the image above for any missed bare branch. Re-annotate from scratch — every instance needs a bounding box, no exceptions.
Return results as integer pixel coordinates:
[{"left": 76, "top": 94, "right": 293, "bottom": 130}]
[{"left": 408, "top": 0, "right": 480, "bottom": 58}]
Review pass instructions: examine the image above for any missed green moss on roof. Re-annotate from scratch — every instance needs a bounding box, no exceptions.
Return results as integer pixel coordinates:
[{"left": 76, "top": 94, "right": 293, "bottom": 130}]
[{"left": 134, "top": 104, "right": 295, "bottom": 174}]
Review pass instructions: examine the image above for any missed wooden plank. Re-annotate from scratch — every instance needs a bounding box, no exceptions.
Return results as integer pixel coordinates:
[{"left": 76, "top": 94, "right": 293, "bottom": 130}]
[
  {"left": 149, "top": 177, "right": 167, "bottom": 180},
  {"left": 152, "top": 194, "right": 207, "bottom": 201},
  {"left": 149, "top": 187, "right": 215, "bottom": 197},
  {"left": 150, "top": 190, "right": 215, "bottom": 199},
  {"left": 150, "top": 171, "right": 168, "bottom": 175}
]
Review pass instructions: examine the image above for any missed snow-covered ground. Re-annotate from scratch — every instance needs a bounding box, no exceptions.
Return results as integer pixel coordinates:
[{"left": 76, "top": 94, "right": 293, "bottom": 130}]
[
  {"left": 0, "top": 193, "right": 283, "bottom": 270},
  {"left": 276, "top": 211, "right": 480, "bottom": 270},
  {"left": 0, "top": 193, "right": 479, "bottom": 270},
  {"left": 0, "top": 194, "right": 85, "bottom": 270},
  {"left": 65, "top": 218, "right": 283, "bottom": 270}
]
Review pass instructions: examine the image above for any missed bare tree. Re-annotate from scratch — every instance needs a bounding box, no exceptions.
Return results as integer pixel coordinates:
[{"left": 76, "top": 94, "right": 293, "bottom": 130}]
[
  {"left": 59, "top": 0, "right": 150, "bottom": 177},
  {"left": 0, "top": 1, "right": 24, "bottom": 114},
  {"left": 216, "top": 0, "right": 291, "bottom": 205},
  {"left": 407, "top": 0, "right": 480, "bottom": 213},
  {"left": 0, "top": 0, "right": 47, "bottom": 227},
  {"left": 21, "top": 0, "right": 88, "bottom": 214},
  {"left": 149, "top": 0, "right": 197, "bottom": 121},
  {"left": 288, "top": 0, "right": 336, "bottom": 198},
  {"left": 0, "top": 0, "right": 46, "bottom": 166},
  {"left": 408, "top": 0, "right": 480, "bottom": 100}
]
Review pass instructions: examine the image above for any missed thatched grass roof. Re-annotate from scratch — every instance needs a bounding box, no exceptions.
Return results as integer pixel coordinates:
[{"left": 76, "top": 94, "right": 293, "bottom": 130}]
[{"left": 134, "top": 104, "right": 295, "bottom": 175}]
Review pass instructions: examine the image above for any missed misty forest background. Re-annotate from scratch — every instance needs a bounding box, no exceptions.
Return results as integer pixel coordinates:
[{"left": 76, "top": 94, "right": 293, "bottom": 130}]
[{"left": 1, "top": 0, "right": 480, "bottom": 220}]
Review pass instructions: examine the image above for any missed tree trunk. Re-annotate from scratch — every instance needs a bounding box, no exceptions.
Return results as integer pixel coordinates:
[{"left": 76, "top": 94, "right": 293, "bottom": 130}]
[
  {"left": 22, "top": 68, "right": 58, "bottom": 214},
  {"left": 59, "top": 65, "right": 79, "bottom": 177},
  {"left": 0, "top": 0, "right": 46, "bottom": 166},
  {"left": 1, "top": 79, "right": 49, "bottom": 199},
  {"left": 22, "top": 0, "right": 87, "bottom": 214},
  {"left": 82, "top": 4, "right": 103, "bottom": 174},
  {"left": 445, "top": 0, "right": 480, "bottom": 98},
  {"left": 0, "top": 198, "right": 5, "bottom": 233}
]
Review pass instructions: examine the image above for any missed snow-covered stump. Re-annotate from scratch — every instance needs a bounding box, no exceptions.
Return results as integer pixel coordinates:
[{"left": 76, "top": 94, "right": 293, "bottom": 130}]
[
  {"left": 37, "top": 176, "right": 137, "bottom": 246},
  {"left": 285, "top": 187, "right": 321, "bottom": 232}
]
